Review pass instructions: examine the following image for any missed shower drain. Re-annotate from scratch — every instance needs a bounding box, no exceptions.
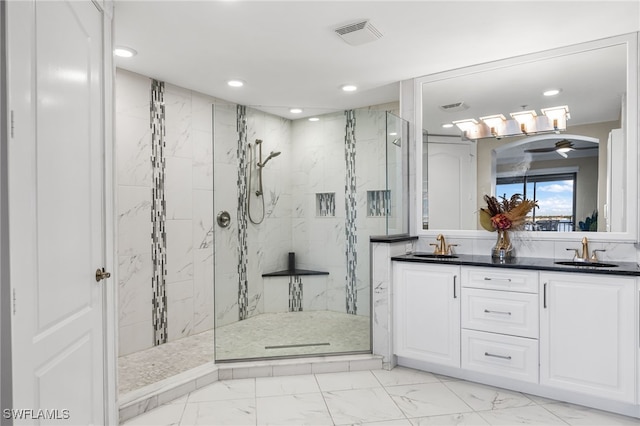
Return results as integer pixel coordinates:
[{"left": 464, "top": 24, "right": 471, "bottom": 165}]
[{"left": 265, "top": 342, "right": 331, "bottom": 350}]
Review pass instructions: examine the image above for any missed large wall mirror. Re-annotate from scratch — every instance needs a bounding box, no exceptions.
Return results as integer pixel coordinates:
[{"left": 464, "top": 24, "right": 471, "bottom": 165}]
[{"left": 417, "top": 34, "right": 638, "bottom": 239}]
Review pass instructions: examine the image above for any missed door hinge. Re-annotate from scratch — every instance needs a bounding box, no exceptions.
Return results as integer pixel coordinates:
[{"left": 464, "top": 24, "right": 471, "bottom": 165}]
[
  {"left": 12, "top": 288, "right": 16, "bottom": 315},
  {"left": 10, "top": 110, "right": 15, "bottom": 138}
]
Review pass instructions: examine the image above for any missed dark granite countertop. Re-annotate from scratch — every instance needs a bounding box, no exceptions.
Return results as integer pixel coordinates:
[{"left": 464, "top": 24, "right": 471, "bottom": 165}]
[
  {"left": 370, "top": 234, "right": 418, "bottom": 243},
  {"left": 391, "top": 253, "right": 640, "bottom": 276}
]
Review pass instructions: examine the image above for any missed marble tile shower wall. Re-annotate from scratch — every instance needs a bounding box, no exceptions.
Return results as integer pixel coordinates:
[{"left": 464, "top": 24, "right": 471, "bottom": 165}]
[
  {"left": 291, "top": 111, "right": 347, "bottom": 314},
  {"left": 290, "top": 102, "right": 399, "bottom": 318},
  {"left": 116, "top": 69, "right": 215, "bottom": 356}
]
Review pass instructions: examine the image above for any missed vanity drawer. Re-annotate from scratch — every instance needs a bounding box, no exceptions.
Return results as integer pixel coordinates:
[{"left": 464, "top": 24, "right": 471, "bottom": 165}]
[
  {"left": 463, "top": 267, "right": 538, "bottom": 293},
  {"left": 462, "top": 329, "right": 539, "bottom": 383},
  {"left": 462, "top": 288, "right": 538, "bottom": 338}
]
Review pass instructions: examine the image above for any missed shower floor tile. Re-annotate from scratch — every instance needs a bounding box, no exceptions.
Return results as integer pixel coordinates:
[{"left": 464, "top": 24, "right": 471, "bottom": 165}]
[
  {"left": 118, "top": 329, "right": 215, "bottom": 395},
  {"left": 118, "top": 310, "right": 370, "bottom": 395},
  {"left": 215, "top": 311, "right": 370, "bottom": 361}
]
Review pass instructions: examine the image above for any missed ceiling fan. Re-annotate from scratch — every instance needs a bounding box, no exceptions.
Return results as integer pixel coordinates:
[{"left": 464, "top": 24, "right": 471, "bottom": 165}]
[{"left": 524, "top": 139, "right": 598, "bottom": 158}]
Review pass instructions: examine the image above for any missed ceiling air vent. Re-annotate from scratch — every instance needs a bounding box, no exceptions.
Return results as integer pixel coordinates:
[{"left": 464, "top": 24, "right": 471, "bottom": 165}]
[
  {"left": 439, "top": 101, "right": 469, "bottom": 112},
  {"left": 334, "top": 20, "right": 383, "bottom": 46}
]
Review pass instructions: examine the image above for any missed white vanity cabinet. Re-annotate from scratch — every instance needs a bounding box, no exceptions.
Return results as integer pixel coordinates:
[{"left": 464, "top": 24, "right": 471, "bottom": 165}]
[
  {"left": 461, "top": 267, "right": 539, "bottom": 383},
  {"left": 539, "top": 272, "right": 636, "bottom": 403},
  {"left": 393, "top": 262, "right": 460, "bottom": 367}
]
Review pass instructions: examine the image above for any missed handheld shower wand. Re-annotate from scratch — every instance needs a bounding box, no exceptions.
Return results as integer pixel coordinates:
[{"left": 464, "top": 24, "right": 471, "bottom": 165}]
[
  {"left": 248, "top": 139, "right": 281, "bottom": 224},
  {"left": 258, "top": 151, "right": 281, "bottom": 168}
]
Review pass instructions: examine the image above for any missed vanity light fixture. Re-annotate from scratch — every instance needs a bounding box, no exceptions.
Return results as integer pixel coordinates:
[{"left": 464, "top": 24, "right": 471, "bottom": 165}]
[
  {"left": 452, "top": 106, "right": 570, "bottom": 140},
  {"left": 480, "top": 114, "right": 506, "bottom": 137},
  {"left": 452, "top": 118, "right": 481, "bottom": 139},
  {"left": 541, "top": 105, "right": 570, "bottom": 131},
  {"left": 114, "top": 46, "right": 137, "bottom": 58},
  {"left": 227, "top": 79, "right": 245, "bottom": 87},
  {"left": 510, "top": 110, "right": 537, "bottom": 134}
]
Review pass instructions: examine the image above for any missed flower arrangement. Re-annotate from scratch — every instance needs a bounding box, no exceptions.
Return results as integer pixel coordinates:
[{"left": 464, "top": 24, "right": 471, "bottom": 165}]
[
  {"left": 479, "top": 194, "right": 537, "bottom": 259},
  {"left": 479, "top": 194, "right": 537, "bottom": 232}
]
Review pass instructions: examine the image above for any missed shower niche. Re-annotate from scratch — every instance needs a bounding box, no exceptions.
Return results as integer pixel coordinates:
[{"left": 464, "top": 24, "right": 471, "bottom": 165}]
[{"left": 213, "top": 105, "right": 409, "bottom": 362}]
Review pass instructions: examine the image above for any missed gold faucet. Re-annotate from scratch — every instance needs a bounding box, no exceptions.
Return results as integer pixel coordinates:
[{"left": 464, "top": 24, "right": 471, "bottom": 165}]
[
  {"left": 581, "top": 237, "right": 589, "bottom": 261},
  {"left": 430, "top": 234, "right": 456, "bottom": 255},
  {"left": 566, "top": 237, "right": 605, "bottom": 262}
]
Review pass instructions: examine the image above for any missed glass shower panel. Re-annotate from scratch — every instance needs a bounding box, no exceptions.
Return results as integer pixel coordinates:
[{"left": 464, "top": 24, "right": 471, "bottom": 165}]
[
  {"left": 213, "top": 108, "right": 372, "bottom": 362},
  {"left": 385, "top": 112, "right": 410, "bottom": 235}
]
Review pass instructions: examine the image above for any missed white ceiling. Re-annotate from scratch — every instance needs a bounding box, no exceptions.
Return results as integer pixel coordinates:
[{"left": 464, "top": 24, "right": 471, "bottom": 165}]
[{"left": 114, "top": 1, "right": 640, "bottom": 120}]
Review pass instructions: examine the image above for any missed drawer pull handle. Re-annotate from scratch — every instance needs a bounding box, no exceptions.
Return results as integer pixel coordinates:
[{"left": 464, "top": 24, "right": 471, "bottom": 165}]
[
  {"left": 484, "top": 352, "right": 512, "bottom": 360},
  {"left": 484, "top": 309, "right": 511, "bottom": 316},
  {"left": 483, "top": 277, "right": 512, "bottom": 282}
]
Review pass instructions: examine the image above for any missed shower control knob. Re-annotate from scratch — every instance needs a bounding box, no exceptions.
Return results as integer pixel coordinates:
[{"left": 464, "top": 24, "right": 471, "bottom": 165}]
[
  {"left": 217, "top": 211, "right": 231, "bottom": 228},
  {"left": 95, "top": 268, "right": 111, "bottom": 282}
]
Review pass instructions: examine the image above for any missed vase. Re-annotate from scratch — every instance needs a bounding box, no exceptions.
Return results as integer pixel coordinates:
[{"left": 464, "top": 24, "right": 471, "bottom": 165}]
[{"left": 491, "top": 229, "right": 514, "bottom": 260}]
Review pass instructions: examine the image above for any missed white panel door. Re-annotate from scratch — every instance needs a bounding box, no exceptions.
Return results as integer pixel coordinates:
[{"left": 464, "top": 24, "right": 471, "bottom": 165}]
[
  {"left": 8, "top": 1, "right": 107, "bottom": 424},
  {"left": 427, "top": 141, "right": 477, "bottom": 230}
]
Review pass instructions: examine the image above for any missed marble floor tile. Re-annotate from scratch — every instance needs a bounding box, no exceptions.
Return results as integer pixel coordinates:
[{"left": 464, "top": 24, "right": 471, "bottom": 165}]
[
  {"left": 372, "top": 366, "right": 440, "bottom": 387},
  {"left": 542, "top": 402, "right": 640, "bottom": 425},
  {"left": 256, "top": 374, "right": 320, "bottom": 397},
  {"left": 523, "top": 393, "right": 560, "bottom": 405},
  {"left": 180, "top": 399, "right": 256, "bottom": 426},
  {"left": 443, "top": 380, "right": 535, "bottom": 411},
  {"left": 476, "top": 405, "right": 567, "bottom": 425},
  {"left": 385, "top": 382, "right": 473, "bottom": 418},
  {"left": 323, "top": 387, "right": 406, "bottom": 425},
  {"left": 409, "top": 412, "right": 490, "bottom": 426},
  {"left": 124, "top": 366, "right": 640, "bottom": 426},
  {"left": 315, "top": 370, "right": 381, "bottom": 392},
  {"left": 121, "top": 402, "right": 185, "bottom": 426},
  {"left": 363, "top": 419, "right": 413, "bottom": 426},
  {"left": 187, "top": 378, "right": 255, "bottom": 402},
  {"left": 256, "top": 393, "right": 333, "bottom": 425}
]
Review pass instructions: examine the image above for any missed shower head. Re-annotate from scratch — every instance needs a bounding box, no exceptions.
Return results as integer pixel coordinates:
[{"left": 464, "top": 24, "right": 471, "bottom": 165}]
[
  {"left": 392, "top": 138, "right": 402, "bottom": 147},
  {"left": 255, "top": 139, "right": 263, "bottom": 144},
  {"left": 258, "top": 151, "right": 281, "bottom": 167}
]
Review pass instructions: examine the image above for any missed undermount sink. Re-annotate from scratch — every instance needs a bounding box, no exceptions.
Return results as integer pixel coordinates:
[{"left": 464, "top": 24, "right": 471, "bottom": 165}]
[
  {"left": 554, "top": 260, "right": 618, "bottom": 268},
  {"left": 414, "top": 253, "right": 459, "bottom": 259}
]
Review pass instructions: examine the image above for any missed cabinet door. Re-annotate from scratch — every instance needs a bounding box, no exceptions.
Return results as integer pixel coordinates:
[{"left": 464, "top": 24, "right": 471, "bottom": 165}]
[
  {"left": 540, "top": 273, "right": 635, "bottom": 403},
  {"left": 393, "top": 262, "right": 460, "bottom": 367}
]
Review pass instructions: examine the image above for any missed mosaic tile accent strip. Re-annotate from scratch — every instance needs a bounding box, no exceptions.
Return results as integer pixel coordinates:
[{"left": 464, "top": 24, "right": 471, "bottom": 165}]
[
  {"left": 150, "top": 79, "right": 168, "bottom": 345},
  {"left": 344, "top": 110, "right": 358, "bottom": 315},
  {"left": 289, "top": 276, "right": 303, "bottom": 312},
  {"left": 316, "top": 192, "right": 336, "bottom": 217},
  {"left": 367, "top": 190, "right": 391, "bottom": 217},
  {"left": 236, "top": 105, "right": 249, "bottom": 321}
]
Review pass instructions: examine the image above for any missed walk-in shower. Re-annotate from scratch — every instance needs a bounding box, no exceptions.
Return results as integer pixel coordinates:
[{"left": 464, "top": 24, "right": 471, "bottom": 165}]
[
  {"left": 213, "top": 105, "right": 409, "bottom": 362},
  {"left": 116, "top": 69, "right": 408, "bottom": 396}
]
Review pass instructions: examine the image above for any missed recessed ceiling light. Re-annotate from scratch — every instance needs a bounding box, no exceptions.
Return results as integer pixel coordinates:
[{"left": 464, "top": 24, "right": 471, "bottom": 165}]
[
  {"left": 227, "top": 79, "right": 245, "bottom": 87},
  {"left": 114, "top": 46, "right": 137, "bottom": 58},
  {"left": 341, "top": 84, "right": 357, "bottom": 92},
  {"left": 290, "top": 108, "right": 303, "bottom": 114},
  {"left": 543, "top": 88, "right": 562, "bottom": 96},
  {"left": 308, "top": 117, "right": 320, "bottom": 122},
  {"left": 442, "top": 123, "right": 454, "bottom": 128}
]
